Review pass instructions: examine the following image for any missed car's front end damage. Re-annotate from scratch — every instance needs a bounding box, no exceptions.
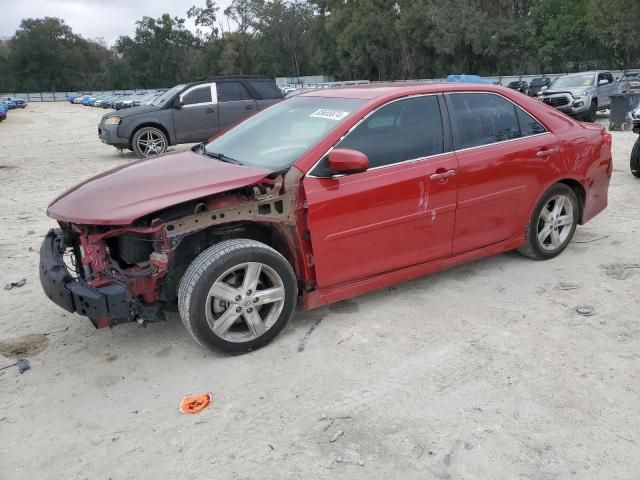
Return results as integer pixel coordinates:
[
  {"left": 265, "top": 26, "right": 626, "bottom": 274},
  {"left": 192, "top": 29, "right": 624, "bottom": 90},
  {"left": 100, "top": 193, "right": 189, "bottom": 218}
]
[
  {"left": 40, "top": 224, "right": 170, "bottom": 328},
  {"left": 39, "top": 150, "right": 313, "bottom": 330}
]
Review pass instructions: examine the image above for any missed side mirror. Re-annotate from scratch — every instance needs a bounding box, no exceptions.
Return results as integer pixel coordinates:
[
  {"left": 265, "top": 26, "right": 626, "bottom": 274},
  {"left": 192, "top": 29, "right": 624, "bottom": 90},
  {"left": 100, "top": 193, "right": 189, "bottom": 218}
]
[
  {"left": 174, "top": 99, "right": 184, "bottom": 109},
  {"left": 540, "top": 86, "right": 548, "bottom": 91},
  {"left": 598, "top": 79, "right": 608, "bottom": 86},
  {"left": 328, "top": 148, "right": 369, "bottom": 174}
]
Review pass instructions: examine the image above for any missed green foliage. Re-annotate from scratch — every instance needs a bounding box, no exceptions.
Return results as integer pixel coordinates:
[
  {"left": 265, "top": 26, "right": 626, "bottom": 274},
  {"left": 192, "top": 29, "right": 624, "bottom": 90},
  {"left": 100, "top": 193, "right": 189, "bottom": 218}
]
[{"left": 2, "top": 0, "right": 640, "bottom": 92}]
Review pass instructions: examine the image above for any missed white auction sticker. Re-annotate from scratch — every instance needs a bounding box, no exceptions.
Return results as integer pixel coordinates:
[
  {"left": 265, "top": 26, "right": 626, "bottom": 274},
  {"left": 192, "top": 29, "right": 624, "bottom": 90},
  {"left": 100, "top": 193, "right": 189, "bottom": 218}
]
[{"left": 310, "top": 109, "right": 350, "bottom": 121}]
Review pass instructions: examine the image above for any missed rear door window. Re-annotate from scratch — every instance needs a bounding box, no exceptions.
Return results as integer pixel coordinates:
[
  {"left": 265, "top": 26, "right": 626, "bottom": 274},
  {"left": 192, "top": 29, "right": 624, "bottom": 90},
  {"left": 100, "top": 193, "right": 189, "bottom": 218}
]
[
  {"left": 516, "top": 108, "right": 546, "bottom": 136},
  {"left": 218, "top": 82, "right": 252, "bottom": 102},
  {"left": 448, "top": 93, "right": 522, "bottom": 149}
]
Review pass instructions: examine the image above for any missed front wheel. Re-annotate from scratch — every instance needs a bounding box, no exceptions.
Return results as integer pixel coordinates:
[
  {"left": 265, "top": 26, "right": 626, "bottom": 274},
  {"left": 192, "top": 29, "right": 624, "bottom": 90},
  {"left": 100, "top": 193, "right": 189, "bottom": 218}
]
[
  {"left": 518, "top": 184, "right": 579, "bottom": 260},
  {"left": 178, "top": 239, "right": 298, "bottom": 353},
  {"left": 131, "top": 126, "right": 168, "bottom": 158},
  {"left": 583, "top": 100, "right": 597, "bottom": 122},
  {"left": 631, "top": 136, "right": 640, "bottom": 178}
]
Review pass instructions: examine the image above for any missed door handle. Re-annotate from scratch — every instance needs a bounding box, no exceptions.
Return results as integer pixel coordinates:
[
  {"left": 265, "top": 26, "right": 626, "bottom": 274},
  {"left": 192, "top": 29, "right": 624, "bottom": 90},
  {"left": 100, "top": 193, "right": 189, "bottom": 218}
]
[
  {"left": 430, "top": 169, "right": 456, "bottom": 181},
  {"left": 206, "top": 107, "right": 216, "bottom": 113},
  {"left": 536, "top": 148, "right": 558, "bottom": 157}
]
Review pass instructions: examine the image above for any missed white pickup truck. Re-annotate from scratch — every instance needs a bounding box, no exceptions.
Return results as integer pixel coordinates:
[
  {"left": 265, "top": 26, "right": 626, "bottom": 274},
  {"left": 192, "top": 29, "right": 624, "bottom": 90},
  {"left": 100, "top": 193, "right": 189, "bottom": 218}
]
[{"left": 537, "top": 70, "right": 628, "bottom": 122}]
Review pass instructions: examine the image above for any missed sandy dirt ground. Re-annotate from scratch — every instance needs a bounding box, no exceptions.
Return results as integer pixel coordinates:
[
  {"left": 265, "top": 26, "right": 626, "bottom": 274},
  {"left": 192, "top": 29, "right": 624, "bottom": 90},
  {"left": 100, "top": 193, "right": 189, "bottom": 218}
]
[{"left": 0, "top": 102, "right": 639, "bottom": 480}]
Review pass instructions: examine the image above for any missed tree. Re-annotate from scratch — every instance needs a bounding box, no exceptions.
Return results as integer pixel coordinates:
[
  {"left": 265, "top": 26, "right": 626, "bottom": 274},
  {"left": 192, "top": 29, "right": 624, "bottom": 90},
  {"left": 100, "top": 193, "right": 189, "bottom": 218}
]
[
  {"left": 7, "top": 17, "right": 111, "bottom": 91},
  {"left": 114, "top": 14, "right": 201, "bottom": 87},
  {"left": 188, "top": 0, "right": 221, "bottom": 40},
  {"left": 251, "top": 0, "right": 316, "bottom": 77}
]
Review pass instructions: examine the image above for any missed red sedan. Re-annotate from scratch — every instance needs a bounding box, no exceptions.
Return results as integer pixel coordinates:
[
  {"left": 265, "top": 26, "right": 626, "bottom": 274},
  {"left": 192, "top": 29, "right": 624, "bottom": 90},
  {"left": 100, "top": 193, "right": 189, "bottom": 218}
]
[{"left": 41, "top": 83, "right": 612, "bottom": 352}]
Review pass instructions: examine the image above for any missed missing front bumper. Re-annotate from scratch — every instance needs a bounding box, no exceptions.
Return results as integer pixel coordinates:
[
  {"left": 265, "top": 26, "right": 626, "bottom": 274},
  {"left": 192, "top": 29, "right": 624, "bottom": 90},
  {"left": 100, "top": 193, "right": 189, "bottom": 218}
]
[{"left": 39, "top": 229, "right": 131, "bottom": 328}]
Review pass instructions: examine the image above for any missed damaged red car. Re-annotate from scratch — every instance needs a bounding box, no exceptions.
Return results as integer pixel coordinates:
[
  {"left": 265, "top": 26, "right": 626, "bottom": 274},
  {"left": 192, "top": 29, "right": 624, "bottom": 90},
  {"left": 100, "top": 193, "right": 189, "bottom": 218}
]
[{"left": 40, "top": 84, "right": 612, "bottom": 352}]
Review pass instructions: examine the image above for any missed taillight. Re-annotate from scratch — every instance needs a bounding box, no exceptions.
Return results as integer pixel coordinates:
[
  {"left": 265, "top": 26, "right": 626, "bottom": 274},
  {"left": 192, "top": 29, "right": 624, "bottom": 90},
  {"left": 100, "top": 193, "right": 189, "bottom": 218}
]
[{"left": 603, "top": 132, "right": 612, "bottom": 146}]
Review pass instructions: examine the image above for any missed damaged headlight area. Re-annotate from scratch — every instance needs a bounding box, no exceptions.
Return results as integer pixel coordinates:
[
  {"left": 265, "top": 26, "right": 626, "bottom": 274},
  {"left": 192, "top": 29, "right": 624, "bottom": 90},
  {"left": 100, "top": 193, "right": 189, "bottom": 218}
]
[{"left": 39, "top": 225, "right": 171, "bottom": 329}]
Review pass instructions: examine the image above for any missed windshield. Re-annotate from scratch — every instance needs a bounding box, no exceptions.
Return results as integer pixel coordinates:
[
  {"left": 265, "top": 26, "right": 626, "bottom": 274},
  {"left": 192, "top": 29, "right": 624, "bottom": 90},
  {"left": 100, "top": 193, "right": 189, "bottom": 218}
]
[
  {"left": 552, "top": 74, "right": 594, "bottom": 89},
  {"left": 530, "top": 78, "right": 548, "bottom": 86},
  {"left": 204, "top": 96, "right": 365, "bottom": 171},
  {"left": 151, "top": 84, "right": 185, "bottom": 106},
  {"left": 623, "top": 72, "right": 640, "bottom": 81}
]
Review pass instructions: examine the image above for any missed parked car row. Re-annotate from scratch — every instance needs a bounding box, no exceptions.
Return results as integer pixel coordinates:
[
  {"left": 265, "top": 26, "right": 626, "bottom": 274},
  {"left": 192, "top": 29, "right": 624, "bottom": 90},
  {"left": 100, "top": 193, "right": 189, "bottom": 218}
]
[
  {"left": 0, "top": 96, "right": 28, "bottom": 122},
  {"left": 68, "top": 91, "right": 167, "bottom": 110},
  {"left": 2, "top": 96, "right": 28, "bottom": 109}
]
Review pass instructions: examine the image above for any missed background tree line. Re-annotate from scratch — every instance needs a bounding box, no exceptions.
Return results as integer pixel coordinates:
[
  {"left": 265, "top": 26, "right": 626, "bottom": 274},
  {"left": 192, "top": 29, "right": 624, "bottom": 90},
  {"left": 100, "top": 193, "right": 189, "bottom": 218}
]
[{"left": 1, "top": 0, "right": 640, "bottom": 92}]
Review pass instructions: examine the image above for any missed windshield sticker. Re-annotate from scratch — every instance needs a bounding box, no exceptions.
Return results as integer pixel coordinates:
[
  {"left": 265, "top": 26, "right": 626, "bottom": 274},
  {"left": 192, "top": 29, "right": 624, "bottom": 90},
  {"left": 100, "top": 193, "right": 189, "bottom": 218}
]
[{"left": 310, "top": 109, "right": 350, "bottom": 121}]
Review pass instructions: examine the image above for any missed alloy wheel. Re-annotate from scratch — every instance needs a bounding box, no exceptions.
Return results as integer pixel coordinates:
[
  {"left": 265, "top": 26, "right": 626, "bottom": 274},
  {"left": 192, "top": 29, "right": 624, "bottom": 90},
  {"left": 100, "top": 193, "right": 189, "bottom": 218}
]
[
  {"left": 205, "top": 262, "right": 286, "bottom": 343},
  {"left": 136, "top": 130, "right": 166, "bottom": 157},
  {"left": 536, "top": 194, "right": 574, "bottom": 251}
]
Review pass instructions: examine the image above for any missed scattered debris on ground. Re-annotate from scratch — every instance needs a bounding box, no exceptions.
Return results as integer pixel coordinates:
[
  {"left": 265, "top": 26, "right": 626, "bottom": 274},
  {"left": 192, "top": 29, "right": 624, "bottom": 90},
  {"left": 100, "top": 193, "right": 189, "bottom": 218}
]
[
  {"left": 298, "top": 316, "right": 324, "bottom": 352},
  {"left": 576, "top": 306, "right": 595, "bottom": 316},
  {"left": 0, "top": 358, "right": 31, "bottom": 374},
  {"left": 179, "top": 393, "right": 212, "bottom": 414},
  {"left": 557, "top": 283, "right": 579, "bottom": 290},
  {"left": 574, "top": 235, "right": 610, "bottom": 243},
  {"left": 4, "top": 279, "right": 26, "bottom": 291},
  {"left": 329, "top": 430, "right": 344, "bottom": 443},
  {"left": 16, "top": 358, "right": 30, "bottom": 374}
]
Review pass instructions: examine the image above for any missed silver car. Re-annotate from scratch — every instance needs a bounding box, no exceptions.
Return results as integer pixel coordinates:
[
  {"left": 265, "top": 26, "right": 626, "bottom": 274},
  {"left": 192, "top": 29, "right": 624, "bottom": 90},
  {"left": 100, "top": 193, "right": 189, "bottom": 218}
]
[{"left": 537, "top": 71, "right": 626, "bottom": 122}]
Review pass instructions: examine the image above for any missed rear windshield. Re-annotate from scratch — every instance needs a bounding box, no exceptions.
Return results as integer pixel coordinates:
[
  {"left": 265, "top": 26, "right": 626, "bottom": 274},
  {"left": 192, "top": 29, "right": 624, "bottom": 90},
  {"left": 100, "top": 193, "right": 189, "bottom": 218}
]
[{"left": 248, "top": 80, "right": 284, "bottom": 100}]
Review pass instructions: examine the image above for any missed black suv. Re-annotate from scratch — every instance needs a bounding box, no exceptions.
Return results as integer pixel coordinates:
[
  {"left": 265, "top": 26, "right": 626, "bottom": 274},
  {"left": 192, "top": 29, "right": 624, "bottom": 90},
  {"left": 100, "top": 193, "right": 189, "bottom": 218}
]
[
  {"left": 528, "top": 77, "right": 552, "bottom": 97},
  {"left": 507, "top": 80, "right": 529, "bottom": 95},
  {"left": 98, "top": 76, "right": 283, "bottom": 158}
]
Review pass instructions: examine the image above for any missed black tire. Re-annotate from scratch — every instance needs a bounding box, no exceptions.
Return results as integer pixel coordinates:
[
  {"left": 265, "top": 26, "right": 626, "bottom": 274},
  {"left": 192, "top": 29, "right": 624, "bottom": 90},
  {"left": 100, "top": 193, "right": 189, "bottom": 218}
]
[
  {"left": 178, "top": 239, "right": 298, "bottom": 353},
  {"left": 631, "top": 136, "right": 640, "bottom": 178},
  {"left": 584, "top": 100, "right": 597, "bottom": 122},
  {"left": 131, "top": 126, "right": 168, "bottom": 159},
  {"left": 518, "top": 184, "right": 579, "bottom": 260}
]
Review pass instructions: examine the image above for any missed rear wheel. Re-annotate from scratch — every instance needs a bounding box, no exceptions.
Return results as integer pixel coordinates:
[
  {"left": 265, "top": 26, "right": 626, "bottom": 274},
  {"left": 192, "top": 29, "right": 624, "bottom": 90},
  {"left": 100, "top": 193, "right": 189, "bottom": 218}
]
[
  {"left": 518, "top": 184, "right": 579, "bottom": 260},
  {"left": 178, "top": 239, "right": 298, "bottom": 353},
  {"left": 631, "top": 136, "right": 640, "bottom": 178},
  {"left": 131, "top": 126, "right": 168, "bottom": 158}
]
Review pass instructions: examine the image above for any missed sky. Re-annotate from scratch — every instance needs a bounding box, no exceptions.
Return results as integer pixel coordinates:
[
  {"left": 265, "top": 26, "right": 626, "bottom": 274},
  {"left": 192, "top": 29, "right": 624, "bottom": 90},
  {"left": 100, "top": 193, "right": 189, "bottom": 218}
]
[{"left": 0, "top": 0, "right": 232, "bottom": 45}]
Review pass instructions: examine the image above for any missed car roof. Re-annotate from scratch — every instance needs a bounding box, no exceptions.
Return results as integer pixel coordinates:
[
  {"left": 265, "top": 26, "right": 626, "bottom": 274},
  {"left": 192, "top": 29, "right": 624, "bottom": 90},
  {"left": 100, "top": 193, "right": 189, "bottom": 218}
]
[
  {"left": 299, "top": 82, "right": 518, "bottom": 101},
  {"left": 186, "top": 75, "right": 274, "bottom": 87}
]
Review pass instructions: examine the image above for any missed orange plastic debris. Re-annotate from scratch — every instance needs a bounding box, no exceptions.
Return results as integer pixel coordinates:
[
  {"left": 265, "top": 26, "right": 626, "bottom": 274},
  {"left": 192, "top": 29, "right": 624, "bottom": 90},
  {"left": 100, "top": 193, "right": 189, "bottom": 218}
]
[{"left": 179, "top": 393, "right": 212, "bottom": 414}]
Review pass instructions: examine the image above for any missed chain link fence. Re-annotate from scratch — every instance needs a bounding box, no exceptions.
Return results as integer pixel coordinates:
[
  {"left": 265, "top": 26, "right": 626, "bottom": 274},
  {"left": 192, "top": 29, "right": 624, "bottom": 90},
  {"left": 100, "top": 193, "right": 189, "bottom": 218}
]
[{"left": 0, "top": 89, "right": 165, "bottom": 102}]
